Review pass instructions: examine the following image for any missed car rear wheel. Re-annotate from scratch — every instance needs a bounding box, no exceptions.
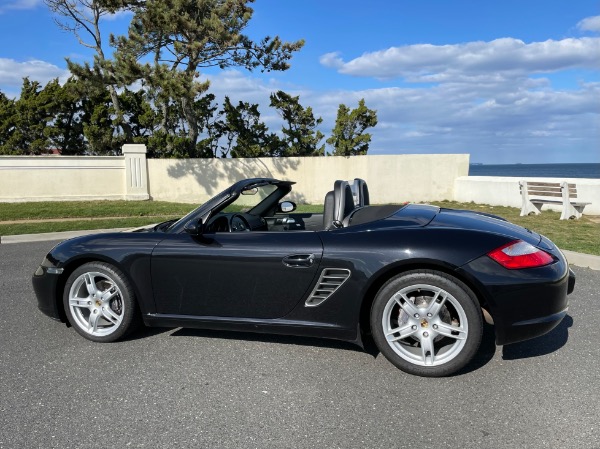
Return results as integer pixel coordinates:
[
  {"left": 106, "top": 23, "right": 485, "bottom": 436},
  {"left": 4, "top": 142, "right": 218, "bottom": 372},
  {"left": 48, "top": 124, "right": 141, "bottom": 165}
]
[
  {"left": 63, "top": 262, "right": 139, "bottom": 342},
  {"left": 370, "top": 270, "right": 482, "bottom": 377}
]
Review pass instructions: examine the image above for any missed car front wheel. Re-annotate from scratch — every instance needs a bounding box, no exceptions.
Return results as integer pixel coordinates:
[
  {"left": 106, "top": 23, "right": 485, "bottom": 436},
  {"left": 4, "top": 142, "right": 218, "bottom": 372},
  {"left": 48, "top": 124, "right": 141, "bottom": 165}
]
[
  {"left": 63, "top": 262, "right": 139, "bottom": 342},
  {"left": 370, "top": 270, "right": 482, "bottom": 377}
]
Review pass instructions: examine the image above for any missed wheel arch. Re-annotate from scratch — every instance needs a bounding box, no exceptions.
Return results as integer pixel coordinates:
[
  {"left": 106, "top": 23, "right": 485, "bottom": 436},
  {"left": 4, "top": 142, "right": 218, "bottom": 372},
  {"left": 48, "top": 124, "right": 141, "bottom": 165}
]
[
  {"left": 55, "top": 255, "right": 143, "bottom": 324},
  {"left": 358, "top": 259, "right": 491, "bottom": 338}
]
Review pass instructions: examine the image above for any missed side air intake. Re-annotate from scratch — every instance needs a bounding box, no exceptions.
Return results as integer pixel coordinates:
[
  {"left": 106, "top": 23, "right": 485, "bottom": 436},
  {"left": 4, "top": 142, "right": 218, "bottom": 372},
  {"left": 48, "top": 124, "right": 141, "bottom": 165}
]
[{"left": 305, "top": 268, "right": 351, "bottom": 307}]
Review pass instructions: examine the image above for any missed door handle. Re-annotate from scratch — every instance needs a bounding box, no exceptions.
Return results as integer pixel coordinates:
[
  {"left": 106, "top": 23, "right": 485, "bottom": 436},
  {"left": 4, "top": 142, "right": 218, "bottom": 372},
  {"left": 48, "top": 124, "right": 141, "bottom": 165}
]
[{"left": 282, "top": 254, "right": 315, "bottom": 268}]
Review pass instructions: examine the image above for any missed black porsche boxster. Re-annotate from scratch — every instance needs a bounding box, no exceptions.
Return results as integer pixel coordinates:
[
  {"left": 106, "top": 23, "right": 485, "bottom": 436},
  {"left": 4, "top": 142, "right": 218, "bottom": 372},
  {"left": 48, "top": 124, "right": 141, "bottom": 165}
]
[{"left": 33, "top": 177, "right": 575, "bottom": 377}]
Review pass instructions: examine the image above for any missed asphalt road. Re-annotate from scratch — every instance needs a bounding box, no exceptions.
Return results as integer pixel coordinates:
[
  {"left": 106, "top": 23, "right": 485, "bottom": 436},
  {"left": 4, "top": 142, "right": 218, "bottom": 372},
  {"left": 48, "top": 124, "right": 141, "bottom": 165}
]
[{"left": 1, "top": 241, "right": 599, "bottom": 449}]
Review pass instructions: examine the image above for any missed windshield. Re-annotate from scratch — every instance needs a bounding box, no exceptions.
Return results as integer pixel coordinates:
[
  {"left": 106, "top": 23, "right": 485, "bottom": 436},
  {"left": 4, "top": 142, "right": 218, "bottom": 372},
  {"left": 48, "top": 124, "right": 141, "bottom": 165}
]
[
  {"left": 165, "top": 187, "right": 232, "bottom": 232},
  {"left": 222, "top": 184, "right": 279, "bottom": 213},
  {"left": 165, "top": 178, "right": 291, "bottom": 234}
]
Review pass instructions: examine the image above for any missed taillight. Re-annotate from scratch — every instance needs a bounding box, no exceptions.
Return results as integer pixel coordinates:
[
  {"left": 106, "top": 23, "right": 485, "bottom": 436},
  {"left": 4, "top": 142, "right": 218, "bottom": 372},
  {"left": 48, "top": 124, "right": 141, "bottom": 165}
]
[{"left": 488, "top": 240, "right": 554, "bottom": 269}]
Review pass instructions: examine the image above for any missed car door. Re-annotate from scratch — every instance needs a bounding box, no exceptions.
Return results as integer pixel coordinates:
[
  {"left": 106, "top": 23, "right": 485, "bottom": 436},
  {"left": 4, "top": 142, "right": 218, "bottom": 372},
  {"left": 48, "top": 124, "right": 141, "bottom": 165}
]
[{"left": 151, "top": 231, "right": 323, "bottom": 319}]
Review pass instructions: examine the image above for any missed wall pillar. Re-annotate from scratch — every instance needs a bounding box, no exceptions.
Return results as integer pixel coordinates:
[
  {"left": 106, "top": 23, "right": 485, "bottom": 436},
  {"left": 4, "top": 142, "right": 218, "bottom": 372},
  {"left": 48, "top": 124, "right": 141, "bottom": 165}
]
[{"left": 122, "top": 144, "right": 150, "bottom": 200}]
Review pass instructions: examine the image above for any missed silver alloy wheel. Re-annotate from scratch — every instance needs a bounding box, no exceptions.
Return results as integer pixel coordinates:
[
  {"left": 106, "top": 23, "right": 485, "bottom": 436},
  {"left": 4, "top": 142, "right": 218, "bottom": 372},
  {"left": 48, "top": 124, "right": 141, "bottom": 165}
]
[
  {"left": 381, "top": 283, "right": 468, "bottom": 367},
  {"left": 68, "top": 271, "right": 125, "bottom": 337}
]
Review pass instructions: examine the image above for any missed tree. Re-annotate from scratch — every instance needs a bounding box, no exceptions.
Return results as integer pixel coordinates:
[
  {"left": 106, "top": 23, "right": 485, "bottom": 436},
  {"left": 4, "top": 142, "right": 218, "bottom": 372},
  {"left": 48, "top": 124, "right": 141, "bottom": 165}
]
[
  {"left": 195, "top": 93, "right": 225, "bottom": 158},
  {"left": 43, "top": 78, "right": 86, "bottom": 155},
  {"left": 0, "top": 78, "right": 58, "bottom": 155},
  {"left": 117, "top": 88, "right": 157, "bottom": 145},
  {"left": 327, "top": 99, "right": 378, "bottom": 156},
  {"left": 269, "top": 91, "right": 324, "bottom": 157},
  {"left": 44, "top": 0, "right": 133, "bottom": 139},
  {"left": 79, "top": 85, "right": 126, "bottom": 154},
  {"left": 220, "top": 96, "right": 280, "bottom": 158},
  {"left": 109, "top": 0, "right": 304, "bottom": 156},
  {"left": 0, "top": 91, "right": 17, "bottom": 154}
]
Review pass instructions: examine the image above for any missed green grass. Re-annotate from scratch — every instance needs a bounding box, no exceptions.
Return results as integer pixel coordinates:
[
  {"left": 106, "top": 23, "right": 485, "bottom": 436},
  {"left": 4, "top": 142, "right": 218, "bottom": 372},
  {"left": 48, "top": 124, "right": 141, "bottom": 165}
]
[
  {"left": 0, "top": 217, "right": 173, "bottom": 236},
  {"left": 0, "top": 200, "right": 194, "bottom": 221},
  {"left": 1, "top": 200, "right": 598, "bottom": 256}
]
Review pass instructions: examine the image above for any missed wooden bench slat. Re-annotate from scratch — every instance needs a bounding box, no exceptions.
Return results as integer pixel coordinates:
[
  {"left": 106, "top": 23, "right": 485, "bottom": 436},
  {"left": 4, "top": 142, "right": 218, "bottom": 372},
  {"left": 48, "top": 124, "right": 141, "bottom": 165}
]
[
  {"left": 531, "top": 199, "right": 562, "bottom": 205},
  {"left": 526, "top": 182, "right": 562, "bottom": 187},
  {"left": 529, "top": 192, "right": 563, "bottom": 198},
  {"left": 528, "top": 186, "right": 562, "bottom": 192},
  {"left": 528, "top": 189, "right": 562, "bottom": 195}
]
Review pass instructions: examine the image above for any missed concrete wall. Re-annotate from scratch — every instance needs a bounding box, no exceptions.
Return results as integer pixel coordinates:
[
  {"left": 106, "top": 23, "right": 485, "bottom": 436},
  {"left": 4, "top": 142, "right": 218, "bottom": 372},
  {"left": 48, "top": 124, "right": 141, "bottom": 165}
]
[
  {"left": 455, "top": 176, "right": 600, "bottom": 215},
  {"left": 147, "top": 154, "right": 469, "bottom": 204},
  {"left": 0, "top": 145, "right": 149, "bottom": 202},
  {"left": 0, "top": 155, "right": 125, "bottom": 202},
  {"left": 3, "top": 147, "right": 597, "bottom": 216},
  {"left": 0, "top": 151, "right": 468, "bottom": 204}
]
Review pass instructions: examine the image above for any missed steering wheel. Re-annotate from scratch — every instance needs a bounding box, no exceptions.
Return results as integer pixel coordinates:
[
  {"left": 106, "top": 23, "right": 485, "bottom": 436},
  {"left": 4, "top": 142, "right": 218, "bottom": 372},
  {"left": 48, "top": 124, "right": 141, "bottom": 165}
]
[{"left": 229, "top": 214, "right": 251, "bottom": 232}]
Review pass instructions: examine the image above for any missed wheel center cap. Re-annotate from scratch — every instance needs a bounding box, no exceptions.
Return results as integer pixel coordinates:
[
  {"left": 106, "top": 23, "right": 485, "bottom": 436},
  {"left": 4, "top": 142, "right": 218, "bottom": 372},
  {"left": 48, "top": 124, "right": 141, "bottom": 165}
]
[
  {"left": 95, "top": 300, "right": 102, "bottom": 307},
  {"left": 420, "top": 319, "right": 429, "bottom": 328}
]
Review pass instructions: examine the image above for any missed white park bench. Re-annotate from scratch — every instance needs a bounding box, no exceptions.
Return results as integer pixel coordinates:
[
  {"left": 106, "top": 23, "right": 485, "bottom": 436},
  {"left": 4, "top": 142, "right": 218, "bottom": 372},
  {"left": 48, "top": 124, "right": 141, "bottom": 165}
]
[{"left": 520, "top": 181, "right": 590, "bottom": 220}]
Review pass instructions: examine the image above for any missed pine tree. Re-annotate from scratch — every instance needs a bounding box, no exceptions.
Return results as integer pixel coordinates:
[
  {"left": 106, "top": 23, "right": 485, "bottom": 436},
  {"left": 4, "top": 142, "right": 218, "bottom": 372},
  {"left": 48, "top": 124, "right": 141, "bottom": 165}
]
[
  {"left": 44, "top": 0, "right": 133, "bottom": 140},
  {"left": 327, "top": 99, "right": 378, "bottom": 156},
  {"left": 0, "top": 78, "right": 56, "bottom": 154},
  {"left": 44, "top": 78, "right": 86, "bottom": 155},
  {"left": 220, "top": 97, "right": 280, "bottom": 158},
  {"left": 0, "top": 91, "right": 17, "bottom": 154},
  {"left": 269, "top": 91, "right": 324, "bottom": 157},
  {"left": 110, "top": 0, "right": 304, "bottom": 157}
]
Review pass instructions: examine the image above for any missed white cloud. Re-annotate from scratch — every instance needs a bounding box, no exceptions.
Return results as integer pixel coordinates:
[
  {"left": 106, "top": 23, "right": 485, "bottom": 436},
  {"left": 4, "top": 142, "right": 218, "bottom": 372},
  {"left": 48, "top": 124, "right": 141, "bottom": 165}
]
[
  {"left": 320, "top": 38, "right": 600, "bottom": 81},
  {"left": 202, "top": 69, "right": 599, "bottom": 163},
  {"left": 316, "top": 32, "right": 600, "bottom": 162},
  {"left": 578, "top": 15, "right": 600, "bottom": 32},
  {"left": 0, "top": 0, "right": 42, "bottom": 13},
  {"left": 100, "top": 9, "right": 133, "bottom": 21},
  {"left": 319, "top": 52, "right": 344, "bottom": 70},
  {"left": 0, "top": 58, "right": 70, "bottom": 93}
]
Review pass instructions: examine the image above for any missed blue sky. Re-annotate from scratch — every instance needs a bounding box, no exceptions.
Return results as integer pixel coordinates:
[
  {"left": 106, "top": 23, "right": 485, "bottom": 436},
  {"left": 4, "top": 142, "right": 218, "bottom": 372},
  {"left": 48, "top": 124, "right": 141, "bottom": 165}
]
[{"left": 1, "top": 0, "right": 599, "bottom": 163}]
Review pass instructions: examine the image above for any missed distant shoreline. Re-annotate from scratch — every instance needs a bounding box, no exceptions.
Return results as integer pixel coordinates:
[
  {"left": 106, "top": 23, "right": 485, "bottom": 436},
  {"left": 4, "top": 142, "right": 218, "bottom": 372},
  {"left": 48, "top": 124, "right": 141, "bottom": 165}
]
[{"left": 468, "top": 163, "right": 600, "bottom": 179}]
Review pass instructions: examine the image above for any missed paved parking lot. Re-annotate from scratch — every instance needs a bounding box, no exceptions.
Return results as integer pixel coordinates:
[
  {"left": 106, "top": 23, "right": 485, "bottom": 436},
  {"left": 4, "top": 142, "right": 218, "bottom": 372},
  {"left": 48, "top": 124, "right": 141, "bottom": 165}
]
[{"left": 1, "top": 240, "right": 599, "bottom": 449}]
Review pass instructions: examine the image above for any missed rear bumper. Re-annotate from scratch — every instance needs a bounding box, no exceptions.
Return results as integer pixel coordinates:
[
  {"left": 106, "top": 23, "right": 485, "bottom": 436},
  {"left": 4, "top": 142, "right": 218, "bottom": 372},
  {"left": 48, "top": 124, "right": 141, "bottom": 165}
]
[
  {"left": 498, "top": 308, "right": 568, "bottom": 346},
  {"left": 460, "top": 257, "right": 573, "bottom": 346}
]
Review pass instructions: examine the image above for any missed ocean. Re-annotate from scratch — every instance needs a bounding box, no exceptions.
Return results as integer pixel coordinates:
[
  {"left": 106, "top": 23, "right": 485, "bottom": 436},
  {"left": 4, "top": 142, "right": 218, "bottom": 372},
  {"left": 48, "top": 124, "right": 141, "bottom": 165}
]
[{"left": 469, "top": 163, "right": 600, "bottom": 179}]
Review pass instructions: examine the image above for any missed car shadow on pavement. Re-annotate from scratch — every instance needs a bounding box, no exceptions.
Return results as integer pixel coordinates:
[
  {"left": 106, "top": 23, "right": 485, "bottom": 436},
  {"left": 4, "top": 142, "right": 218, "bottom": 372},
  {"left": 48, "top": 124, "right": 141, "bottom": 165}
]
[
  {"left": 149, "top": 315, "right": 572, "bottom": 372},
  {"left": 501, "top": 314, "right": 573, "bottom": 360},
  {"left": 169, "top": 327, "right": 365, "bottom": 353},
  {"left": 455, "top": 322, "right": 498, "bottom": 375},
  {"left": 123, "top": 326, "right": 174, "bottom": 341}
]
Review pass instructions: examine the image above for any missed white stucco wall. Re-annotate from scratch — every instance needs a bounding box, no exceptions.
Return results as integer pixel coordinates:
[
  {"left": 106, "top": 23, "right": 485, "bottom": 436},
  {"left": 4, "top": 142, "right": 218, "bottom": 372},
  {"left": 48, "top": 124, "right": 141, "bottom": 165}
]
[
  {"left": 147, "top": 154, "right": 469, "bottom": 204},
  {"left": 2, "top": 152, "right": 598, "bottom": 217},
  {"left": 0, "top": 156, "right": 125, "bottom": 202}
]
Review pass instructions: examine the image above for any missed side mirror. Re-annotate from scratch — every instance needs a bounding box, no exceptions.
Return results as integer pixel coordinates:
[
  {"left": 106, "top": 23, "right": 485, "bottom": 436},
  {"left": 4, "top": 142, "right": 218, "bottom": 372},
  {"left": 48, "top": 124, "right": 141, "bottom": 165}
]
[
  {"left": 184, "top": 218, "right": 204, "bottom": 236},
  {"left": 278, "top": 201, "right": 297, "bottom": 213}
]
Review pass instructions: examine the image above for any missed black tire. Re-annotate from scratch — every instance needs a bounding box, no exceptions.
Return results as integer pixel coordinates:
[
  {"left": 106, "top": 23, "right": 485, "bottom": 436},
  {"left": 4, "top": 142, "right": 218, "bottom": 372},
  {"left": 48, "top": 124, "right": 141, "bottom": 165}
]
[
  {"left": 63, "top": 262, "right": 140, "bottom": 342},
  {"left": 370, "top": 270, "right": 482, "bottom": 377}
]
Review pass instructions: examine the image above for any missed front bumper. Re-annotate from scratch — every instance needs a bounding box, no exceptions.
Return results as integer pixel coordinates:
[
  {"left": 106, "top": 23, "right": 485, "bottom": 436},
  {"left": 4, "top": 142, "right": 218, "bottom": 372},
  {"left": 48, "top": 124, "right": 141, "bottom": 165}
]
[{"left": 32, "top": 262, "right": 64, "bottom": 322}]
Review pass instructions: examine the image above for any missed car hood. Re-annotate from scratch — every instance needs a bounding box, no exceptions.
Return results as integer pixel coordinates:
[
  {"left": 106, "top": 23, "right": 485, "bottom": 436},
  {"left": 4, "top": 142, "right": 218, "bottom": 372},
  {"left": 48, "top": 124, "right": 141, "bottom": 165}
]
[{"left": 428, "top": 207, "right": 541, "bottom": 246}]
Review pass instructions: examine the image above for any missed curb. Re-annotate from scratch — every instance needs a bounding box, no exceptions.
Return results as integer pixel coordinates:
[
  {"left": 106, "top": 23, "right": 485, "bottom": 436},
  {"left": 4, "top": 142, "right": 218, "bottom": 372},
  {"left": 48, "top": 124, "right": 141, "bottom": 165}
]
[
  {"left": 560, "top": 250, "right": 600, "bottom": 271},
  {"left": 1, "top": 228, "right": 599, "bottom": 271}
]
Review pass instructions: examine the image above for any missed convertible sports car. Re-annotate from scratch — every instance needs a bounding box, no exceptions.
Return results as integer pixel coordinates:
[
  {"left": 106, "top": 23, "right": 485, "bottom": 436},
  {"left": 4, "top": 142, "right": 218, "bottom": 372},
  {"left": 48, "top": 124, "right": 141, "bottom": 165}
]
[{"left": 33, "top": 178, "right": 575, "bottom": 377}]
